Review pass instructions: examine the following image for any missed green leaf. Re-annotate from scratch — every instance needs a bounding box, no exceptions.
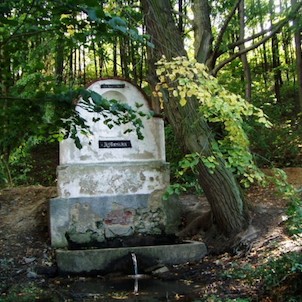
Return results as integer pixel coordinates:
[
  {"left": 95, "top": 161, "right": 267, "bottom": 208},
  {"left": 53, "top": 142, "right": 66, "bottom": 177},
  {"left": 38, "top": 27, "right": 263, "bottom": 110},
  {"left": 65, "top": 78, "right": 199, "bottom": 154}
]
[
  {"left": 90, "top": 90, "right": 104, "bottom": 105},
  {"left": 74, "top": 136, "right": 82, "bottom": 149},
  {"left": 0, "top": 18, "right": 19, "bottom": 26}
]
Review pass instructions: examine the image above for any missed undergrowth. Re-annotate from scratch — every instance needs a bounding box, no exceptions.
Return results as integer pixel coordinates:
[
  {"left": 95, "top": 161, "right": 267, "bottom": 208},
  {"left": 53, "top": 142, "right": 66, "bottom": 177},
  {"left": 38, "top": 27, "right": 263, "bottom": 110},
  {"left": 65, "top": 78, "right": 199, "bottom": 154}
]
[{"left": 221, "top": 171, "right": 302, "bottom": 301}]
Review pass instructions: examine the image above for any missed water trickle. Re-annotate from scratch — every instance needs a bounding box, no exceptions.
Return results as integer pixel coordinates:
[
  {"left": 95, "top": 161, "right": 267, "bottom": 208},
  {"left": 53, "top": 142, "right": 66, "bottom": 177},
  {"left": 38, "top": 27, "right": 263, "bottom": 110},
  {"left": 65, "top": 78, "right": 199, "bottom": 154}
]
[
  {"left": 131, "top": 253, "right": 139, "bottom": 294},
  {"left": 133, "top": 278, "right": 139, "bottom": 294},
  {"left": 131, "top": 252, "right": 138, "bottom": 276}
]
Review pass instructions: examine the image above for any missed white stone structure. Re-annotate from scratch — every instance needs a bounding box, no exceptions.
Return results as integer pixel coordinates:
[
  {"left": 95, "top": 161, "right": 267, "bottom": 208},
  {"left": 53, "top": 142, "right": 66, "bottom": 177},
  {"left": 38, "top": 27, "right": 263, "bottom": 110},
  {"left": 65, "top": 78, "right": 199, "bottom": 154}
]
[
  {"left": 57, "top": 78, "right": 167, "bottom": 198},
  {"left": 49, "top": 78, "right": 180, "bottom": 248}
]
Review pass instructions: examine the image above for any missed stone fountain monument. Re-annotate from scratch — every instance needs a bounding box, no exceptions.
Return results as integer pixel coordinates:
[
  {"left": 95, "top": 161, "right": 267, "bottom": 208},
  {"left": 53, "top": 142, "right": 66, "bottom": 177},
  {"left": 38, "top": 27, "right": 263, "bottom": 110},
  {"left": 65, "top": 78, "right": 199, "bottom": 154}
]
[{"left": 49, "top": 78, "right": 206, "bottom": 274}]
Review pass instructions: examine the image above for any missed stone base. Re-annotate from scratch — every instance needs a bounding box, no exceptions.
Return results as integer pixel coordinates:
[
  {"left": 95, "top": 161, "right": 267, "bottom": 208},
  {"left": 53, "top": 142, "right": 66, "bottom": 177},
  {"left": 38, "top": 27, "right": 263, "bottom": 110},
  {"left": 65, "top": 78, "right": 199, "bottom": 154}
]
[
  {"left": 56, "top": 241, "right": 207, "bottom": 274},
  {"left": 49, "top": 192, "right": 181, "bottom": 248}
]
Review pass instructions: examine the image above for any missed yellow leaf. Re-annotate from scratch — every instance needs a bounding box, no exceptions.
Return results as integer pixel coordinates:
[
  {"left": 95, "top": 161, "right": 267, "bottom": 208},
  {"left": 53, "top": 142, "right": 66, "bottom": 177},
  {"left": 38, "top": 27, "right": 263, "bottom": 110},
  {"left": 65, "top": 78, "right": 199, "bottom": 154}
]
[
  {"left": 159, "top": 75, "right": 165, "bottom": 82},
  {"left": 172, "top": 90, "right": 178, "bottom": 97},
  {"left": 180, "top": 98, "right": 187, "bottom": 106},
  {"left": 187, "top": 90, "right": 193, "bottom": 97},
  {"left": 179, "top": 90, "right": 186, "bottom": 98}
]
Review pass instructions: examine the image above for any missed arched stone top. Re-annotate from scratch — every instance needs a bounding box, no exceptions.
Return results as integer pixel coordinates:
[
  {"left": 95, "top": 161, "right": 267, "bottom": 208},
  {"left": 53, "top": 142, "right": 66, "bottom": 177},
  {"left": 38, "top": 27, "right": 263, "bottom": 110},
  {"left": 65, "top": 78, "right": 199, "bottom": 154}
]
[
  {"left": 60, "top": 78, "right": 166, "bottom": 164},
  {"left": 86, "top": 77, "right": 154, "bottom": 111}
]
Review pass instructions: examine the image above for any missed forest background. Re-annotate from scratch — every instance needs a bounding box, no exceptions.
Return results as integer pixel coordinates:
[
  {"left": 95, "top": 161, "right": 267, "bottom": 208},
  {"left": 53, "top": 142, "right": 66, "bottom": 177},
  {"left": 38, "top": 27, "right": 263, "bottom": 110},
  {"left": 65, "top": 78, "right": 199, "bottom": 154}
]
[
  {"left": 1, "top": 0, "right": 302, "bottom": 189},
  {"left": 0, "top": 0, "right": 302, "bottom": 230},
  {"left": 1, "top": 0, "right": 302, "bottom": 300}
]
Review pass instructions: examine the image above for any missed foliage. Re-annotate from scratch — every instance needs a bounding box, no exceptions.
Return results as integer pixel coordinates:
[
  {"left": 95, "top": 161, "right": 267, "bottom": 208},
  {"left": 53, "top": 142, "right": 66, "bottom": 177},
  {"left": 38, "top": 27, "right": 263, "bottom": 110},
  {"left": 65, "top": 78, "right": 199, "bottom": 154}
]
[
  {"left": 164, "top": 124, "right": 203, "bottom": 198},
  {"left": 267, "top": 168, "right": 302, "bottom": 236},
  {"left": 218, "top": 72, "right": 302, "bottom": 168},
  {"left": 221, "top": 170, "right": 302, "bottom": 299},
  {"left": 223, "top": 252, "right": 302, "bottom": 298},
  {"left": 0, "top": 88, "right": 148, "bottom": 186},
  {"left": 163, "top": 152, "right": 203, "bottom": 199},
  {"left": 249, "top": 120, "right": 302, "bottom": 168},
  {"left": 0, "top": 0, "right": 151, "bottom": 186},
  {"left": 0, "top": 139, "right": 58, "bottom": 187},
  {"left": 261, "top": 253, "right": 302, "bottom": 290},
  {"left": 286, "top": 197, "right": 302, "bottom": 236},
  {"left": 0, "top": 282, "right": 44, "bottom": 302},
  {"left": 155, "top": 56, "right": 272, "bottom": 187}
]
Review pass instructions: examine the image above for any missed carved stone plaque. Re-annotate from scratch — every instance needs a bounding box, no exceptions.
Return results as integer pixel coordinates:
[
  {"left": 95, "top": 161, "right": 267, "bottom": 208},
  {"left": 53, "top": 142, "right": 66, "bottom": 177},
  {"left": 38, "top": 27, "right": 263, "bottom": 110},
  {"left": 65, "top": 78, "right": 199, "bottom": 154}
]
[{"left": 98, "top": 140, "right": 132, "bottom": 148}]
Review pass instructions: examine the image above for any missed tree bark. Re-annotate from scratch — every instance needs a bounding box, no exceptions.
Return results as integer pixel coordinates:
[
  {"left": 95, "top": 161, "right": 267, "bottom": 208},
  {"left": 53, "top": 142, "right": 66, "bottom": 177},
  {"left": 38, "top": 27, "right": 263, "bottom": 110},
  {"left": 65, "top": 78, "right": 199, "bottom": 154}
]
[
  {"left": 0, "top": 16, "right": 13, "bottom": 186},
  {"left": 269, "top": 0, "right": 283, "bottom": 103},
  {"left": 113, "top": 39, "right": 118, "bottom": 76},
  {"left": 192, "top": 0, "right": 213, "bottom": 64},
  {"left": 55, "top": 34, "right": 64, "bottom": 84},
  {"left": 239, "top": 0, "right": 252, "bottom": 101},
  {"left": 257, "top": 0, "right": 269, "bottom": 87},
  {"left": 291, "top": 0, "right": 302, "bottom": 111},
  {"left": 207, "top": 0, "right": 241, "bottom": 70},
  {"left": 141, "top": 0, "right": 249, "bottom": 236}
]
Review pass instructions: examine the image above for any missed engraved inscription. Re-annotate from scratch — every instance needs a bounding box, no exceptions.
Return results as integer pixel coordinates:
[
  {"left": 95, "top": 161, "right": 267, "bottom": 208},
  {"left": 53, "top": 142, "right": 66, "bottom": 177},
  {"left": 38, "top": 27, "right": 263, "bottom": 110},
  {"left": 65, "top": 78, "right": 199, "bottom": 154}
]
[
  {"left": 100, "top": 84, "right": 125, "bottom": 89},
  {"left": 99, "top": 140, "right": 132, "bottom": 148}
]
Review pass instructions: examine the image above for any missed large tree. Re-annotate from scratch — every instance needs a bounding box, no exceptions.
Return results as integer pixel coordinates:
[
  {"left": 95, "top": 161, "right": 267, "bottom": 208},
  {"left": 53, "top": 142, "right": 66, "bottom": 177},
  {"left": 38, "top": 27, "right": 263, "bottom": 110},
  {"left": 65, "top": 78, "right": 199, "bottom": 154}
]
[
  {"left": 141, "top": 0, "right": 302, "bottom": 236},
  {"left": 142, "top": 0, "right": 249, "bottom": 236}
]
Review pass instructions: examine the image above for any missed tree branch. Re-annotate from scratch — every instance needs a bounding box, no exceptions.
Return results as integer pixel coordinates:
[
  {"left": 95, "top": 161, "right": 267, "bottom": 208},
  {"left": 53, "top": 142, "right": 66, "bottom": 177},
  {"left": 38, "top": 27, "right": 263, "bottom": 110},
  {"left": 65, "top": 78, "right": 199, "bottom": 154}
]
[
  {"left": 2, "top": 28, "right": 56, "bottom": 43},
  {"left": 227, "top": 27, "right": 271, "bottom": 50},
  {"left": 1, "top": 0, "right": 36, "bottom": 46},
  {"left": 209, "top": 0, "right": 242, "bottom": 68},
  {"left": 211, "top": 1, "right": 302, "bottom": 76}
]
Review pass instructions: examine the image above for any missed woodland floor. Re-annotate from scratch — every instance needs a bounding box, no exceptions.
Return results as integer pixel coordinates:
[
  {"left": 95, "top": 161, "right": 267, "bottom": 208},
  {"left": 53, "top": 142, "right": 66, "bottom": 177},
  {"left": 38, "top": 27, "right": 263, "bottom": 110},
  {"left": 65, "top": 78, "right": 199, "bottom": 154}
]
[{"left": 0, "top": 179, "right": 301, "bottom": 302}]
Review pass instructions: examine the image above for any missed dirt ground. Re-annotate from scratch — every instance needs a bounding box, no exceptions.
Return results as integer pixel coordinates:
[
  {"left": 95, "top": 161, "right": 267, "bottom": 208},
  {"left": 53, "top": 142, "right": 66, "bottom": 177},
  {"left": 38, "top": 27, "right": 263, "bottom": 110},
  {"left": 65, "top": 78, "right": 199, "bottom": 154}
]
[{"left": 0, "top": 178, "right": 301, "bottom": 301}]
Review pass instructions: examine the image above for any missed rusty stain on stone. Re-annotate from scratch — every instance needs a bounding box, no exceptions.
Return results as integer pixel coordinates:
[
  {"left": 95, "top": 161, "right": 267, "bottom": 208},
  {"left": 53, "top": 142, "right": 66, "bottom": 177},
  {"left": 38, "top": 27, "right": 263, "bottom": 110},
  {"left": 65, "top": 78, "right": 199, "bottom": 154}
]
[{"left": 104, "top": 209, "right": 134, "bottom": 225}]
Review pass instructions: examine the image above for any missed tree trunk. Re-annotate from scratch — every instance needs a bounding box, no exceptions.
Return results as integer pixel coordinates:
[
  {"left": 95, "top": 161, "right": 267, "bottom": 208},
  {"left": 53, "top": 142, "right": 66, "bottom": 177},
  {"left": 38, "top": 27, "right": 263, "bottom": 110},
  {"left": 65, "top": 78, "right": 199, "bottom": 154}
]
[
  {"left": 257, "top": 0, "right": 269, "bottom": 87},
  {"left": 55, "top": 34, "right": 64, "bottom": 84},
  {"left": 74, "top": 48, "right": 77, "bottom": 78},
  {"left": 141, "top": 0, "right": 249, "bottom": 236},
  {"left": 69, "top": 49, "right": 73, "bottom": 82},
  {"left": 192, "top": 0, "right": 213, "bottom": 64},
  {"left": 82, "top": 46, "right": 86, "bottom": 85},
  {"left": 291, "top": 0, "right": 302, "bottom": 111},
  {"left": 269, "top": 0, "right": 283, "bottom": 103},
  {"left": 239, "top": 0, "right": 252, "bottom": 101},
  {"left": 92, "top": 41, "right": 98, "bottom": 78},
  {"left": 178, "top": 0, "right": 184, "bottom": 36},
  {"left": 113, "top": 39, "right": 118, "bottom": 76},
  {"left": 78, "top": 47, "right": 82, "bottom": 80},
  {"left": 0, "top": 23, "right": 13, "bottom": 186},
  {"left": 130, "top": 40, "right": 138, "bottom": 83}
]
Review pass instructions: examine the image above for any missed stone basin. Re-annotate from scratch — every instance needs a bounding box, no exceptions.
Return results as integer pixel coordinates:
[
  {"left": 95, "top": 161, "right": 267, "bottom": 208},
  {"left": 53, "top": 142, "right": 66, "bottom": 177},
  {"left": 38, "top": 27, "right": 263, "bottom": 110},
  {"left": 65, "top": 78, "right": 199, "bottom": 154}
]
[{"left": 56, "top": 240, "right": 207, "bottom": 274}]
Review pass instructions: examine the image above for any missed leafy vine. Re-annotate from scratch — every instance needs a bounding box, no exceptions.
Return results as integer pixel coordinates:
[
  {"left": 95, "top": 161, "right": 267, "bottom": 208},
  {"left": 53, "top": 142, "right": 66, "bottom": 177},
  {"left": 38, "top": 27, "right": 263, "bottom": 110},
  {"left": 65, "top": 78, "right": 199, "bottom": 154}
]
[{"left": 154, "top": 56, "right": 272, "bottom": 187}]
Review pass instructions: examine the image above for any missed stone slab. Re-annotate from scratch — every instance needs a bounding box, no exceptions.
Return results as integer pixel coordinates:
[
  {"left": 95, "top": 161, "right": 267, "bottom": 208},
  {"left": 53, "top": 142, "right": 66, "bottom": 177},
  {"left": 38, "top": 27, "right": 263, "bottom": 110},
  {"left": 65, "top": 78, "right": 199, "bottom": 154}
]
[
  {"left": 57, "top": 161, "right": 170, "bottom": 198},
  {"left": 49, "top": 194, "right": 150, "bottom": 248},
  {"left": 56, "top": 241, "right": 207, "bottom": 274},
  {"left": 49, "top": 192, "right": 182, "bottom": 248}
]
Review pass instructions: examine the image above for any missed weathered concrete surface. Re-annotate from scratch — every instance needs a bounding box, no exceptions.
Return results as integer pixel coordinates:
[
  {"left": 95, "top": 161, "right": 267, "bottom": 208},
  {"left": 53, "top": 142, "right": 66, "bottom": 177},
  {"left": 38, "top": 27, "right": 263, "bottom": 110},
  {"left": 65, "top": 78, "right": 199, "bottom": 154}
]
[
  {"left": 60, "top": 79, "right": 165, "bottom": 165},
  {"left": 49, "top": 192, "right": 182, "bottom": 248},
  {"left": 56, "top": 241, "right": 207, "bottom": 274},
  {"left": 56, "top": 161, "right": 170, "bottom": 198}
]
